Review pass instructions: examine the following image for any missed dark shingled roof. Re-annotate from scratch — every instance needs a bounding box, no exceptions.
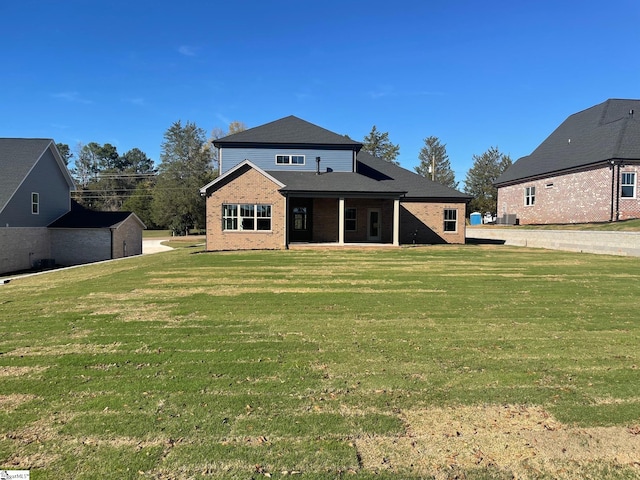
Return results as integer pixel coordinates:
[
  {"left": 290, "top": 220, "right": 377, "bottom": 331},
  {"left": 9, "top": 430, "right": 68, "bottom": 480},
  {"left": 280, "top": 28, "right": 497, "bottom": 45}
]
[
  {"left": 0, "top": 138, "right": 71, "bottom": 211},
  {"left": 356, "top": 151, "right": 472, "bottom": 200},
  {"left": 269, "top": 170, "right": 406, "bottom": 197},
  {"left": 267, "top": 151, "right": 471, "bottom": 200},
  {"left": 496, "top": 99, "right": 640, "bottom": 186},
  {"left": 214, "top": 116, "right": 362, "bottom": 149},
  {"left": 48, "top": 200, "right": 143, "bottom": 229}
]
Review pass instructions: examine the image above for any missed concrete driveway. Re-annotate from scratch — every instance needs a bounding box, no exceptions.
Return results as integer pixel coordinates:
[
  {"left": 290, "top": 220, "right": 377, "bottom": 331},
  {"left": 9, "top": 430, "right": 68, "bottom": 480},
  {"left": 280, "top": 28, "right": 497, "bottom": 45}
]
[{"left": 142, "top": 239, "right": 174, "bottom": 254}]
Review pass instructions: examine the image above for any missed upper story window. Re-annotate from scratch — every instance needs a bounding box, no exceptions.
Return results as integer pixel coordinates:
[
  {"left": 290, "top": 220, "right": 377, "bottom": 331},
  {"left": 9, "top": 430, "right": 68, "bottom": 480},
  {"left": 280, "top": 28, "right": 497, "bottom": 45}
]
[
  {"left": 276, "top": 154, "right": 305, "bottom": 165},
  {"left": 525, "top": 186, "right": 536, "bottom": 206},
  {"left": 443, "top": 209, "right": 457, "bottom": 232},
  {"left": 31, "top": 192, "right": 40, "bottom": 214},
  {"left": 621, "top": 172, "right": 636, "bottom": 198}
]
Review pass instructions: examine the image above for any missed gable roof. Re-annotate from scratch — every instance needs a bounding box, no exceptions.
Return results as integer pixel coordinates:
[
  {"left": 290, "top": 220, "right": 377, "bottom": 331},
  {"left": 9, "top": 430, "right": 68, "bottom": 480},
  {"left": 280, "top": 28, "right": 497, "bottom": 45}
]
[
  {"left": 0, "top": 138, "right": 75, "bottom": 212},
  {"left": 213, "top": 116, "right": 363, "bottom": 150},
  {"left": 496, "top": 99, "right": 640, "bottom": 186},
  {"left": 48, "top": 200, "right": 145, "bottom": 229},
  {"left": 200, "top": 159, "right": 285, "bottom": 194}
]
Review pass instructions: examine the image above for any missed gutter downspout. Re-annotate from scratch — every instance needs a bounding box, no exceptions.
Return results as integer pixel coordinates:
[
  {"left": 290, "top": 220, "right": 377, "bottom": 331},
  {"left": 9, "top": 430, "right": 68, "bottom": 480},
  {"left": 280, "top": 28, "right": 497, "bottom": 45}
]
[
  {"left": 610, "top": 160, "right": 616, "bottom": 222},
  {"left": 615, "top": 161, "right": 622, "bottom": 221}
]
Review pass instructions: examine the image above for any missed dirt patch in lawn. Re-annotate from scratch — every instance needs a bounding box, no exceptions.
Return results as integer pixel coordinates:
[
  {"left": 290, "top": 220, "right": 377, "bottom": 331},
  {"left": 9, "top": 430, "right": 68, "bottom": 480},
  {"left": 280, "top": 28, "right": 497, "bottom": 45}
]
[{"left": 356, "top": 404, "right": 640, "bottom": 478}]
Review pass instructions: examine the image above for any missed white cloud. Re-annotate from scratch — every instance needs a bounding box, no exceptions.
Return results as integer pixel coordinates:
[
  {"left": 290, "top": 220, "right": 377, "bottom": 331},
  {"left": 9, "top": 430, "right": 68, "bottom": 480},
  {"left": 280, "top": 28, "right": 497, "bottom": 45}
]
[
  {"left": 51, "top": 91, "right": 93, "bottom": 104},
  {"left": 124, "top": 97, "right": 145, "bottom": 106},
  {"left": 178, "top": 45, "right": 197, "bottom": 57}
]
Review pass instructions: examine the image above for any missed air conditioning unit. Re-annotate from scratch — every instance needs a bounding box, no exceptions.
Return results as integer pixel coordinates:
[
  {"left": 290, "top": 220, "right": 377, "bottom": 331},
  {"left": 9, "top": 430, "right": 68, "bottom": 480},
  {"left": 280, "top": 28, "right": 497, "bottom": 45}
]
[{"left": 33, "top": 258, "right": 56, "bottom": 270}]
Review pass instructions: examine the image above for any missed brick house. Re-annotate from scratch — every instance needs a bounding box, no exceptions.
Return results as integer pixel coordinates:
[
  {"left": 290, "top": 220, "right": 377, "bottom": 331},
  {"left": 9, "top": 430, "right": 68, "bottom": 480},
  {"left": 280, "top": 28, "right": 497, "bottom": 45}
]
[
  {"left": 0, "top": 138, "right": 144, "bottom": 274},
  {"left": 495, "top": 99, "right": 640, "bottom": 225},
  {"left": 200, "top": 116, "right": 470, "bottom": 250}
]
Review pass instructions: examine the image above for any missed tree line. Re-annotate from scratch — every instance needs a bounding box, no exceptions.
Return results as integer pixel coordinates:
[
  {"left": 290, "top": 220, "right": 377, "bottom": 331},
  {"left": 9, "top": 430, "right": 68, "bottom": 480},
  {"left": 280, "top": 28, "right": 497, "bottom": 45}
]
[
  {"left": 361, "top": 125, "right": 512, "bottom": 214},
  {"left": 60, "top": 121, "right": 246, "bottom": 233},
  {"left": 60, "top": 121, "right": 509, "bottom": 233}
]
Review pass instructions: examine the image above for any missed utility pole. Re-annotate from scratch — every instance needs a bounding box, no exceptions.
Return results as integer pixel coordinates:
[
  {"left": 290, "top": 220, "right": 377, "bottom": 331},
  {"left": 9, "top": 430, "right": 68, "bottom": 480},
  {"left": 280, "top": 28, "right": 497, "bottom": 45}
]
[{"left": 431, "top": 155, "right": 435, "bottom": 181}]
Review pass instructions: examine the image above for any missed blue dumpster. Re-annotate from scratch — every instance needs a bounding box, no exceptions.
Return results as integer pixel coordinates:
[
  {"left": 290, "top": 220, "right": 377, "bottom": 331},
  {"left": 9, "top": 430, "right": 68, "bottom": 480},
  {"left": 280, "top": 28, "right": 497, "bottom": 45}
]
[{"left": 469, "top": 212, "right": 482, "bottom": 225}]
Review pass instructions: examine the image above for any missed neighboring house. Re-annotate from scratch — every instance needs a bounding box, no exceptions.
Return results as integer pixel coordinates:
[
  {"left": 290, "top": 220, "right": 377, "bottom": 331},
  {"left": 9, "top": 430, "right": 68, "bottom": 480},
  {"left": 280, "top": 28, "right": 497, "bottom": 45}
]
[
  {"left": 495, "top": 99, "right": 640, "bottom": 225},
  {"left": 200, "top": 116, "right": 470, "bottom": 250},
  {"left": 0, "top": 138, "right": 144, "bottom": 275}
]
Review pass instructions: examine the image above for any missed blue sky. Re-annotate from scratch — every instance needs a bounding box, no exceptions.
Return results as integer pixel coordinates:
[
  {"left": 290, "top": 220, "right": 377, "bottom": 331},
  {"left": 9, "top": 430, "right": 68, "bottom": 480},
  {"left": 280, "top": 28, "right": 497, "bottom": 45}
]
[{"left": 2, "top": 0, "right": 639, "bottom": 186}]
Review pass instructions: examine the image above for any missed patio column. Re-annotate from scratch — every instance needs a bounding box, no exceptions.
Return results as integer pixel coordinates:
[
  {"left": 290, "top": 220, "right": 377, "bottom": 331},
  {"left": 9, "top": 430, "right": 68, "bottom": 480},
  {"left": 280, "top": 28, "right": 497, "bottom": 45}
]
[
  {"left": 393, "top": 198, "right": 400, "bottom": 246},
  {"left": 338, "top": 197, "right": 345, "bottom": 245}
]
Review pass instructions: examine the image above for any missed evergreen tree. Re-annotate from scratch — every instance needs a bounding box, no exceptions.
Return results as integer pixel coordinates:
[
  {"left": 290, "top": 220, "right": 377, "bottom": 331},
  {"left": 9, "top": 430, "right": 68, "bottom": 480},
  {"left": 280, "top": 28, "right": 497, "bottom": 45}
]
[
  {"left": 464, "top": 146, "right": 512, "bottom": 214},
  {"left": 362, "top": 125, "right": 400, "bottom": 165},
  {"left": 152, "top": 121, "right": 215, "bottom": 234},
  {"left": 56, "top": 143, "right": 73, "bottom": 166},
  {"left": 415, "top": 136, "right": 458, "bottom": 189}
]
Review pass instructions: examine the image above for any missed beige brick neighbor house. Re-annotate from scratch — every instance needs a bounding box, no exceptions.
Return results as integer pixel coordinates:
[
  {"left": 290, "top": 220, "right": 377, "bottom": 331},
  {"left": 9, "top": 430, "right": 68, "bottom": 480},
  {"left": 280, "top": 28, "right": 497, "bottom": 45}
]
[
  {"left": 200, "top": 116, "right": 470, "bottom": 250},
  {"left": 495, "top": 99, "right": 640, "bottom": 225}
]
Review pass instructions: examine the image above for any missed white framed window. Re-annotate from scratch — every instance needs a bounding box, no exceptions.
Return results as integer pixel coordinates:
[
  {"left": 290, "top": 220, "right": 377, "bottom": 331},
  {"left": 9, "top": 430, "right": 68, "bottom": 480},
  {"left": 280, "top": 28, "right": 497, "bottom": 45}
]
[
  {"left": 223, "top": 204, "right": 271, "bottom": 231},
  {"left": 621, "top": 172, "right": 636, "bottom": 198},
  {"left": 31, "top": 192, "right": 40, "bottom": 214},
  {"left": 443, "top": 209, "right": 457, "bottom": 232},
  {"left": 525, "top": 186, "right": 536, "bottom": 206},
  {"left": 276, "top": 154, "right": 305, "bottom": 165},
  {"left": 345, "top": 207, "right": 357, "bottom": 231}
]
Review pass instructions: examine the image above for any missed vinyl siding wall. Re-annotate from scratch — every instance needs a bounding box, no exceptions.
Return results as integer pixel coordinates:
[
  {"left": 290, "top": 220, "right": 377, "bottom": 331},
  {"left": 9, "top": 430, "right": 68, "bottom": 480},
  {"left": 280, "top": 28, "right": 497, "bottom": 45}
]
[
  {"left": 220, "top": 147, "right": 354, "bottom": 175},
  {"left": 0, "top": 149, "right": 71, "bottom": 227}
]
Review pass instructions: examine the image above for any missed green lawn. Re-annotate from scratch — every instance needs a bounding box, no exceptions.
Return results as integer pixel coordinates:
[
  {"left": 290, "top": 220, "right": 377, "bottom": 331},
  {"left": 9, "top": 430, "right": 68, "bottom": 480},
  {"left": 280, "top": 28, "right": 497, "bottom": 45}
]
[{"left": 1, "top": 246, "right": 639, "bottom": 479}]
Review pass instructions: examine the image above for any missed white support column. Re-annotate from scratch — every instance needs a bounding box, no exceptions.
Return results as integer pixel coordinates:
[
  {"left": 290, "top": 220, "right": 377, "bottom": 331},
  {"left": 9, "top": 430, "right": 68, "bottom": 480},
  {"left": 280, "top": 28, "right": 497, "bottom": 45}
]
[
  {"left": 393, "top": 198, "right": 400, "bottom": 246},
  {"left": 338, "top": 197, "right": 345, "bottom": 245}
]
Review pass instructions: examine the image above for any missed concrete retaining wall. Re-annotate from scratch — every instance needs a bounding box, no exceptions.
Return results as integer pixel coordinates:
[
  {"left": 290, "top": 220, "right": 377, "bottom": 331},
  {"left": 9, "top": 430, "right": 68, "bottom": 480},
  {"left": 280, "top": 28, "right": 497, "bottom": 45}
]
[{"left": 467, "top": 227, "right": 640, "bottom": 257}]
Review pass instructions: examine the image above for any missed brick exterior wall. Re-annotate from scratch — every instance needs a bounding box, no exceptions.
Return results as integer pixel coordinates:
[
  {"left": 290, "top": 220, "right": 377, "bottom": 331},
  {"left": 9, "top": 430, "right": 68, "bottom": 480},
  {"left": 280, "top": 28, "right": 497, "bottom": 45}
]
[
  {"left": 205, "top": 167, "right": 286, "bottom": 250},
  {"left": 400, "top": 201, "right": 467, "bottom": 245},
  {"left": 497, "top": 164, "right": 640, "bottom": 225},
  {"left": 204, "top": 166, "right": 468, "bottom": 249},
  {"left": 0, "top": 227, "right": 51, "bottom": 274},
  {"left": 619, "top": 165, "right": 640, "bottom": 220},
  {"left": 50, "top": 229, "right": 112, "bottom": 266},
  {"left": 112, "top": 216, "right": 144, "bottom": 258},
  {"left": 342, "top": 198, "right": 394, "bottom": 243}
]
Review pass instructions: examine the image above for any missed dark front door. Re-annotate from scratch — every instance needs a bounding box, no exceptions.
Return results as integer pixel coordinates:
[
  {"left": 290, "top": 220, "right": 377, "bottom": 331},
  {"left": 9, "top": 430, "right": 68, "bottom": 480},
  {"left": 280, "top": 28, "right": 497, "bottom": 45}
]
[{"left": 290, "top": 199, "right": 313, "bottom": 242}]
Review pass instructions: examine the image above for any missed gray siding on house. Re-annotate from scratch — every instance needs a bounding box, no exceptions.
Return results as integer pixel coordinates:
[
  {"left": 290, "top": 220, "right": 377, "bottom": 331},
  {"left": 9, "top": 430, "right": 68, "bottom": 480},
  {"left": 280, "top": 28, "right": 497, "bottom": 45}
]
[
  {"left": 220, "top": 147, "right": 354, "bottom": 175},
  {"left": 0, "top": 149, "right": 71, "bottom": 227}
]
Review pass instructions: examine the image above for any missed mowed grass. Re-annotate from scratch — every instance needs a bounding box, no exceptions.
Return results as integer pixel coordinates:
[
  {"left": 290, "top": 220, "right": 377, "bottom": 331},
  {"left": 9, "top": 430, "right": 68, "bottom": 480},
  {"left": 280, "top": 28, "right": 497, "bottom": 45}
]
[{"left": 1, "top": 245, "right": 639, "bottom": 479}]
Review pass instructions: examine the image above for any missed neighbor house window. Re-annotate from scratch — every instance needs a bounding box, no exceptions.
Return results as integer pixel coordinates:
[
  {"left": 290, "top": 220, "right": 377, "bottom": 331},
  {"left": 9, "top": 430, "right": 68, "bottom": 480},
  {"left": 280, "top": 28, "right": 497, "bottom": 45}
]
[
  {"left": 525, "top": 186, "right": 536, "bottom": 206},
  {"left": 276, "top": 154, "right": 305, "bottom": 165},
  {"left": 345, "top": 208, "right": 357, "bottom": 231},
  {"left": 223, "top": 204, "right": 271, "bottom": 231},
  {"left": 443, "top": 209, "right": 457, "bottom": 232},
  {"left": 31, "top": 192, "right": 39, "bottom": 214},
  {"left": 621, "top": 172, "right": 636, "bottom": 198}
]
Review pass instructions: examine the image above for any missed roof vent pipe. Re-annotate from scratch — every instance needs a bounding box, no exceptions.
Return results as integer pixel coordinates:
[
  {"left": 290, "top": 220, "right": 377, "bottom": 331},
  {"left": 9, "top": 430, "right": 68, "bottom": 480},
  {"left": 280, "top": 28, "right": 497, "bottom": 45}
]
[
  {"left": 316, "top": 156, "right": 321, "bottom": 175},
  {"left": 630, "top": 109, "right": 634, "bottom": 116}
]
